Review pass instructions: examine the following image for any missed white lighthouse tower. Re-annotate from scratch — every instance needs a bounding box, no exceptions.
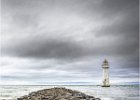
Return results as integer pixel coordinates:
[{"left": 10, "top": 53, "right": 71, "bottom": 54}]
[{"left": 102, "top": 59, "right": 110, "bottom": 87}]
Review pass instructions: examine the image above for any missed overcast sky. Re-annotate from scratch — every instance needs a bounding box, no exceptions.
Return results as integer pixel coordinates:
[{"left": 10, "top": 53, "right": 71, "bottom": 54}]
[{"left": 1, "top": 0, "right": 139, "bottom": 85}]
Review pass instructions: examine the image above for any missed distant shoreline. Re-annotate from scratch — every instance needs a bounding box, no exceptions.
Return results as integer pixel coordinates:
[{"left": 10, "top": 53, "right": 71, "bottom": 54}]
[{"left": 0, "top": 84, "right": 139, "bottom": 86}]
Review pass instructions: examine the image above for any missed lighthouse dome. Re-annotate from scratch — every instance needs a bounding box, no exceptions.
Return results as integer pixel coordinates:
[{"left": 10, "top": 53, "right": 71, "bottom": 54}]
[{"left": 102, "top": 59, "right": 109, "bottom": 67}]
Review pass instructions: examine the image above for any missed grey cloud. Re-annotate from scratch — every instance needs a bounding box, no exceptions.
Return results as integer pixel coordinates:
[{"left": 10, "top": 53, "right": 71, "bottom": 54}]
[
  {"left": 2, "top": 39, "right": 137, "bottom": 61},
  {"left": 95, "top": 9, "right": 138, "bottom": 38},
  {"left": 12, "top": 14, "right": 39, "bottom": 28},
  {"left": 2, "top": 37, "right": 87, "bottom": 59},
  {"left": 1, "top": 0, "right": 139, "bottom": 84}
]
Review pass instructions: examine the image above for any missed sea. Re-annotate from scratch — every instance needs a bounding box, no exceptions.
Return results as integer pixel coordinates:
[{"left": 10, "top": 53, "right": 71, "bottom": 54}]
[{"left": 0, "top": 85, "right": 139, "bottom": 100}]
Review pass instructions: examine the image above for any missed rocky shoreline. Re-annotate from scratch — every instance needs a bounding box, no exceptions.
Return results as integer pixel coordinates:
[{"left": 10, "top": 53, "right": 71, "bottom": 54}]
[{"left": 17, "top": 87, "right": 101, "bottom": 100}]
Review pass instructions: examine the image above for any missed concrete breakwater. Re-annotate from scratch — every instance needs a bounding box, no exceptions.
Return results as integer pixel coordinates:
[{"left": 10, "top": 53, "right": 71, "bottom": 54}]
[{"left": 17, "top": 87, "right": 101, "bottom": 100}]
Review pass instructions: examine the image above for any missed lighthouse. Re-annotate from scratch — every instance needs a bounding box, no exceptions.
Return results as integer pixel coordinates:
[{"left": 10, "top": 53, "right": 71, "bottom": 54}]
[{"left": 102, "top": 59, "right": 110, "bottom": 87}]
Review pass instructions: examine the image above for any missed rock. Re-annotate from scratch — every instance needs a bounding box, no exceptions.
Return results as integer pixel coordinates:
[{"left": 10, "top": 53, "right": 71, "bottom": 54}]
[
  {"left": 17, "top": 87, "right": 101, "bottom": 100},
  {"left": 95, "top": 98, "right": 101, "bottom": 100}
]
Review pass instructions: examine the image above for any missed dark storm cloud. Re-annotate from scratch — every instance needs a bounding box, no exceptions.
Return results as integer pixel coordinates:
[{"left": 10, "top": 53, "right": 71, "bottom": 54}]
[
  {"left": 2, "top": 36, "right": 87, "bottom": 59},
  {"left": 2, "top": 35, "right": 138, "bottom": 60}
]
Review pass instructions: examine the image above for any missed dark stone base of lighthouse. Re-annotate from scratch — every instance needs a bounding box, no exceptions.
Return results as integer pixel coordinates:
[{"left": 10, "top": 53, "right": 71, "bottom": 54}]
[{"left": 101, "top": 85, "right": 110, "bottom": 87}]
